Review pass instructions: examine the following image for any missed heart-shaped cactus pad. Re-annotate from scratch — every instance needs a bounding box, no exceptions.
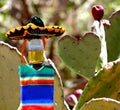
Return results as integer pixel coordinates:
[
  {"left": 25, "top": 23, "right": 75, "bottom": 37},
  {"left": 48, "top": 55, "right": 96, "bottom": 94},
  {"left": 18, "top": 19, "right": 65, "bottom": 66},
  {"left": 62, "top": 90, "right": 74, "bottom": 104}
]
[{"left": 58, "top": 32, "right": 101, "bottom": 79}]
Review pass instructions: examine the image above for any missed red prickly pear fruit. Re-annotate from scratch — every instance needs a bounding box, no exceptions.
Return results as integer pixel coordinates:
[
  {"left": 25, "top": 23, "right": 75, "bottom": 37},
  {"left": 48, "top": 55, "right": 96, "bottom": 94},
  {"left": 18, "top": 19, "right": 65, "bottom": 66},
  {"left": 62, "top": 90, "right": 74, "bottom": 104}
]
[
  {"left": 74, "top": 89, "right": 83, "bottom": 99},
  {"left": 66, "top": 94, "right": 78, "bottom": 106},
  {"left": 92, "top": 5, "right": 104, "bottom": 21}
]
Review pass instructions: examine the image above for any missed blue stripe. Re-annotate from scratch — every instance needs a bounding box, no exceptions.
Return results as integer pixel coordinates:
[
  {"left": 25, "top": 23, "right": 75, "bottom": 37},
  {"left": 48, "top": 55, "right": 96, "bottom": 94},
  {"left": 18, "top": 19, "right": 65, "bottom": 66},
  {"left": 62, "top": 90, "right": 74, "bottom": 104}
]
[
  {"left": 20, "top": 73, "right": 54, "bottom": 78},
  {"left": 22, "top": 99, "right": 53, "bottom": 105},
  {"left": 21, "top": 85, "right": 54, "bottom": 104}
]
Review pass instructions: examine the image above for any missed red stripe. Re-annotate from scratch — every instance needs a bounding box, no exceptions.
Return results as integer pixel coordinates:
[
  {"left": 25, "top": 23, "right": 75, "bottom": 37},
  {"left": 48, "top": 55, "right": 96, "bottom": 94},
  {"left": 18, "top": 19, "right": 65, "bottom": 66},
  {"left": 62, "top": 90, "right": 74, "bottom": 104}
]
[
  {"left": 20, "top": 79, "right": 54, "bottom": 85},
  {"left": 21, "top": 105, "right": 53, "bottom": 110}
]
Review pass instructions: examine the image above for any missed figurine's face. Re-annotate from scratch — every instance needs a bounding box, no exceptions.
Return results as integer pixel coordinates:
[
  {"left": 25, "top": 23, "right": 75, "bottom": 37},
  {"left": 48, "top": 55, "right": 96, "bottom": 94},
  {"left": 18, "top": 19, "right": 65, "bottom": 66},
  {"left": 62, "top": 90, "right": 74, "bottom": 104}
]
[{"left": 28, "top": 39, "right": 44, "bottom": 64}]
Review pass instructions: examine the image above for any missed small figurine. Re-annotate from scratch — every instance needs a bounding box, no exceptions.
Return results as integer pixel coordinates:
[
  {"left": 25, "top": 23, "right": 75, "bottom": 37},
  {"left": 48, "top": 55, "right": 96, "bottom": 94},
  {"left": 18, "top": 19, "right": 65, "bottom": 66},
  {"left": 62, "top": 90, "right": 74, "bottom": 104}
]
[{"left": 6, "top": 16, "right": 65, "bottom": 110}]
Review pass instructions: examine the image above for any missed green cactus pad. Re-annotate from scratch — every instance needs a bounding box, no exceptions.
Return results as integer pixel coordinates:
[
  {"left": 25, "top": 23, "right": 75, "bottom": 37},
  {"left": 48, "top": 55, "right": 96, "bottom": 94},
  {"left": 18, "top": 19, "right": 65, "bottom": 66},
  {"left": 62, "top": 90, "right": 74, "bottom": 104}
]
[
  {"left": 80, "top": 98, "right": 120, "bottom": 110},
  {"left": 51, "top": 60, "right": 69, "bottom": 110},
  {"left": 76, "top": 58, "right": 120, "bottom": 109},
  {"left": 58, "top": 33, "right": 101, "bottom": 79},
  {"left": 0, "top": 41, "right": 20, "bottom": 110},
  {"left": 105, "top": 10, "right": 120, "bottom": 61}
]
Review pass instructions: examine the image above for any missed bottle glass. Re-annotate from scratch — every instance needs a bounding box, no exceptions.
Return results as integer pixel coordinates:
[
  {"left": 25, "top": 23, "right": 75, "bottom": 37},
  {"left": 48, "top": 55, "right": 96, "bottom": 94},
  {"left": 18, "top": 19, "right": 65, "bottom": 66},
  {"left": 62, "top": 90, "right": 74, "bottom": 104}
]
[{"left": 28, "top": 39, "right": 44, "bottom": 64}]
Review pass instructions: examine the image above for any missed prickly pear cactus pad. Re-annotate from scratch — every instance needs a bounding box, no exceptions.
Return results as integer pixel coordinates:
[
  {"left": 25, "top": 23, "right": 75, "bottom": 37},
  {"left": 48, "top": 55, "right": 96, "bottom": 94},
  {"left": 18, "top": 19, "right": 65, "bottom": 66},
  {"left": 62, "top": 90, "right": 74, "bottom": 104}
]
[
  {"left": 75, "top": 58, "right": 120, "bottom": 109},
  {"left": 80, "top": 98, "right": 120, "bottom": 110},
  {"left": 105, "top": 10, "right": 120, "bottom": 61},
  {"left": 58, "top": 33, "right": 101, "bottom": 79},
  {"left": 52, "top": 60, "right": 69, "bottom": 110},
  {"left": 0, "top": 41, "right": 21, "bottom": 110}
]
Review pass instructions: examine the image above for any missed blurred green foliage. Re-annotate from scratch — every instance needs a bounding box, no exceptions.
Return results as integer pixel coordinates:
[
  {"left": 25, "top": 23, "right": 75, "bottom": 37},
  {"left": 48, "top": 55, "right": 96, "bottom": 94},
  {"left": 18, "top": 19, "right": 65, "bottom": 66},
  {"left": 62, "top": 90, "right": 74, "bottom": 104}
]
[{"left": 0, "top": 0, "right": 120, "bottom": 40}]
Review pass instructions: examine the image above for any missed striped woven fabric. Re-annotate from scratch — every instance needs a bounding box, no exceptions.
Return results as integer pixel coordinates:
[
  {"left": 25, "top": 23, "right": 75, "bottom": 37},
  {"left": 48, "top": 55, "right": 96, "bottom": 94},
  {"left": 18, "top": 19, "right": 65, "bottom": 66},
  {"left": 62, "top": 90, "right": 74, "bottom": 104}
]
[{"left": 18, "top": 64, "right": 54, "bottom": 110}]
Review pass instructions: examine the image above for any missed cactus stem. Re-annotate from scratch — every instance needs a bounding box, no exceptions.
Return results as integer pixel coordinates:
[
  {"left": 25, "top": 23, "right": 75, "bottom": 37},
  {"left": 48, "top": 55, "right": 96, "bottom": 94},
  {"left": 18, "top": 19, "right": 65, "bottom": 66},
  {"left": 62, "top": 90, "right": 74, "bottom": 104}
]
[{"left": 92, "top": 20, "right": 108, "bottom": 67}]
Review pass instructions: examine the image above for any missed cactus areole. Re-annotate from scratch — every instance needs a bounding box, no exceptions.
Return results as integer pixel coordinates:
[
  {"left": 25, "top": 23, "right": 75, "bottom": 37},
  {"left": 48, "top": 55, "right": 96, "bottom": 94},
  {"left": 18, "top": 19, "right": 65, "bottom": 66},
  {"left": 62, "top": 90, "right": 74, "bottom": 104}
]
[
  {"left": 6, "top": 16, "right": 65, "bottom": 110},
  {"left": 92, "top": 5, "right": 104, "bottom": 21}
]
